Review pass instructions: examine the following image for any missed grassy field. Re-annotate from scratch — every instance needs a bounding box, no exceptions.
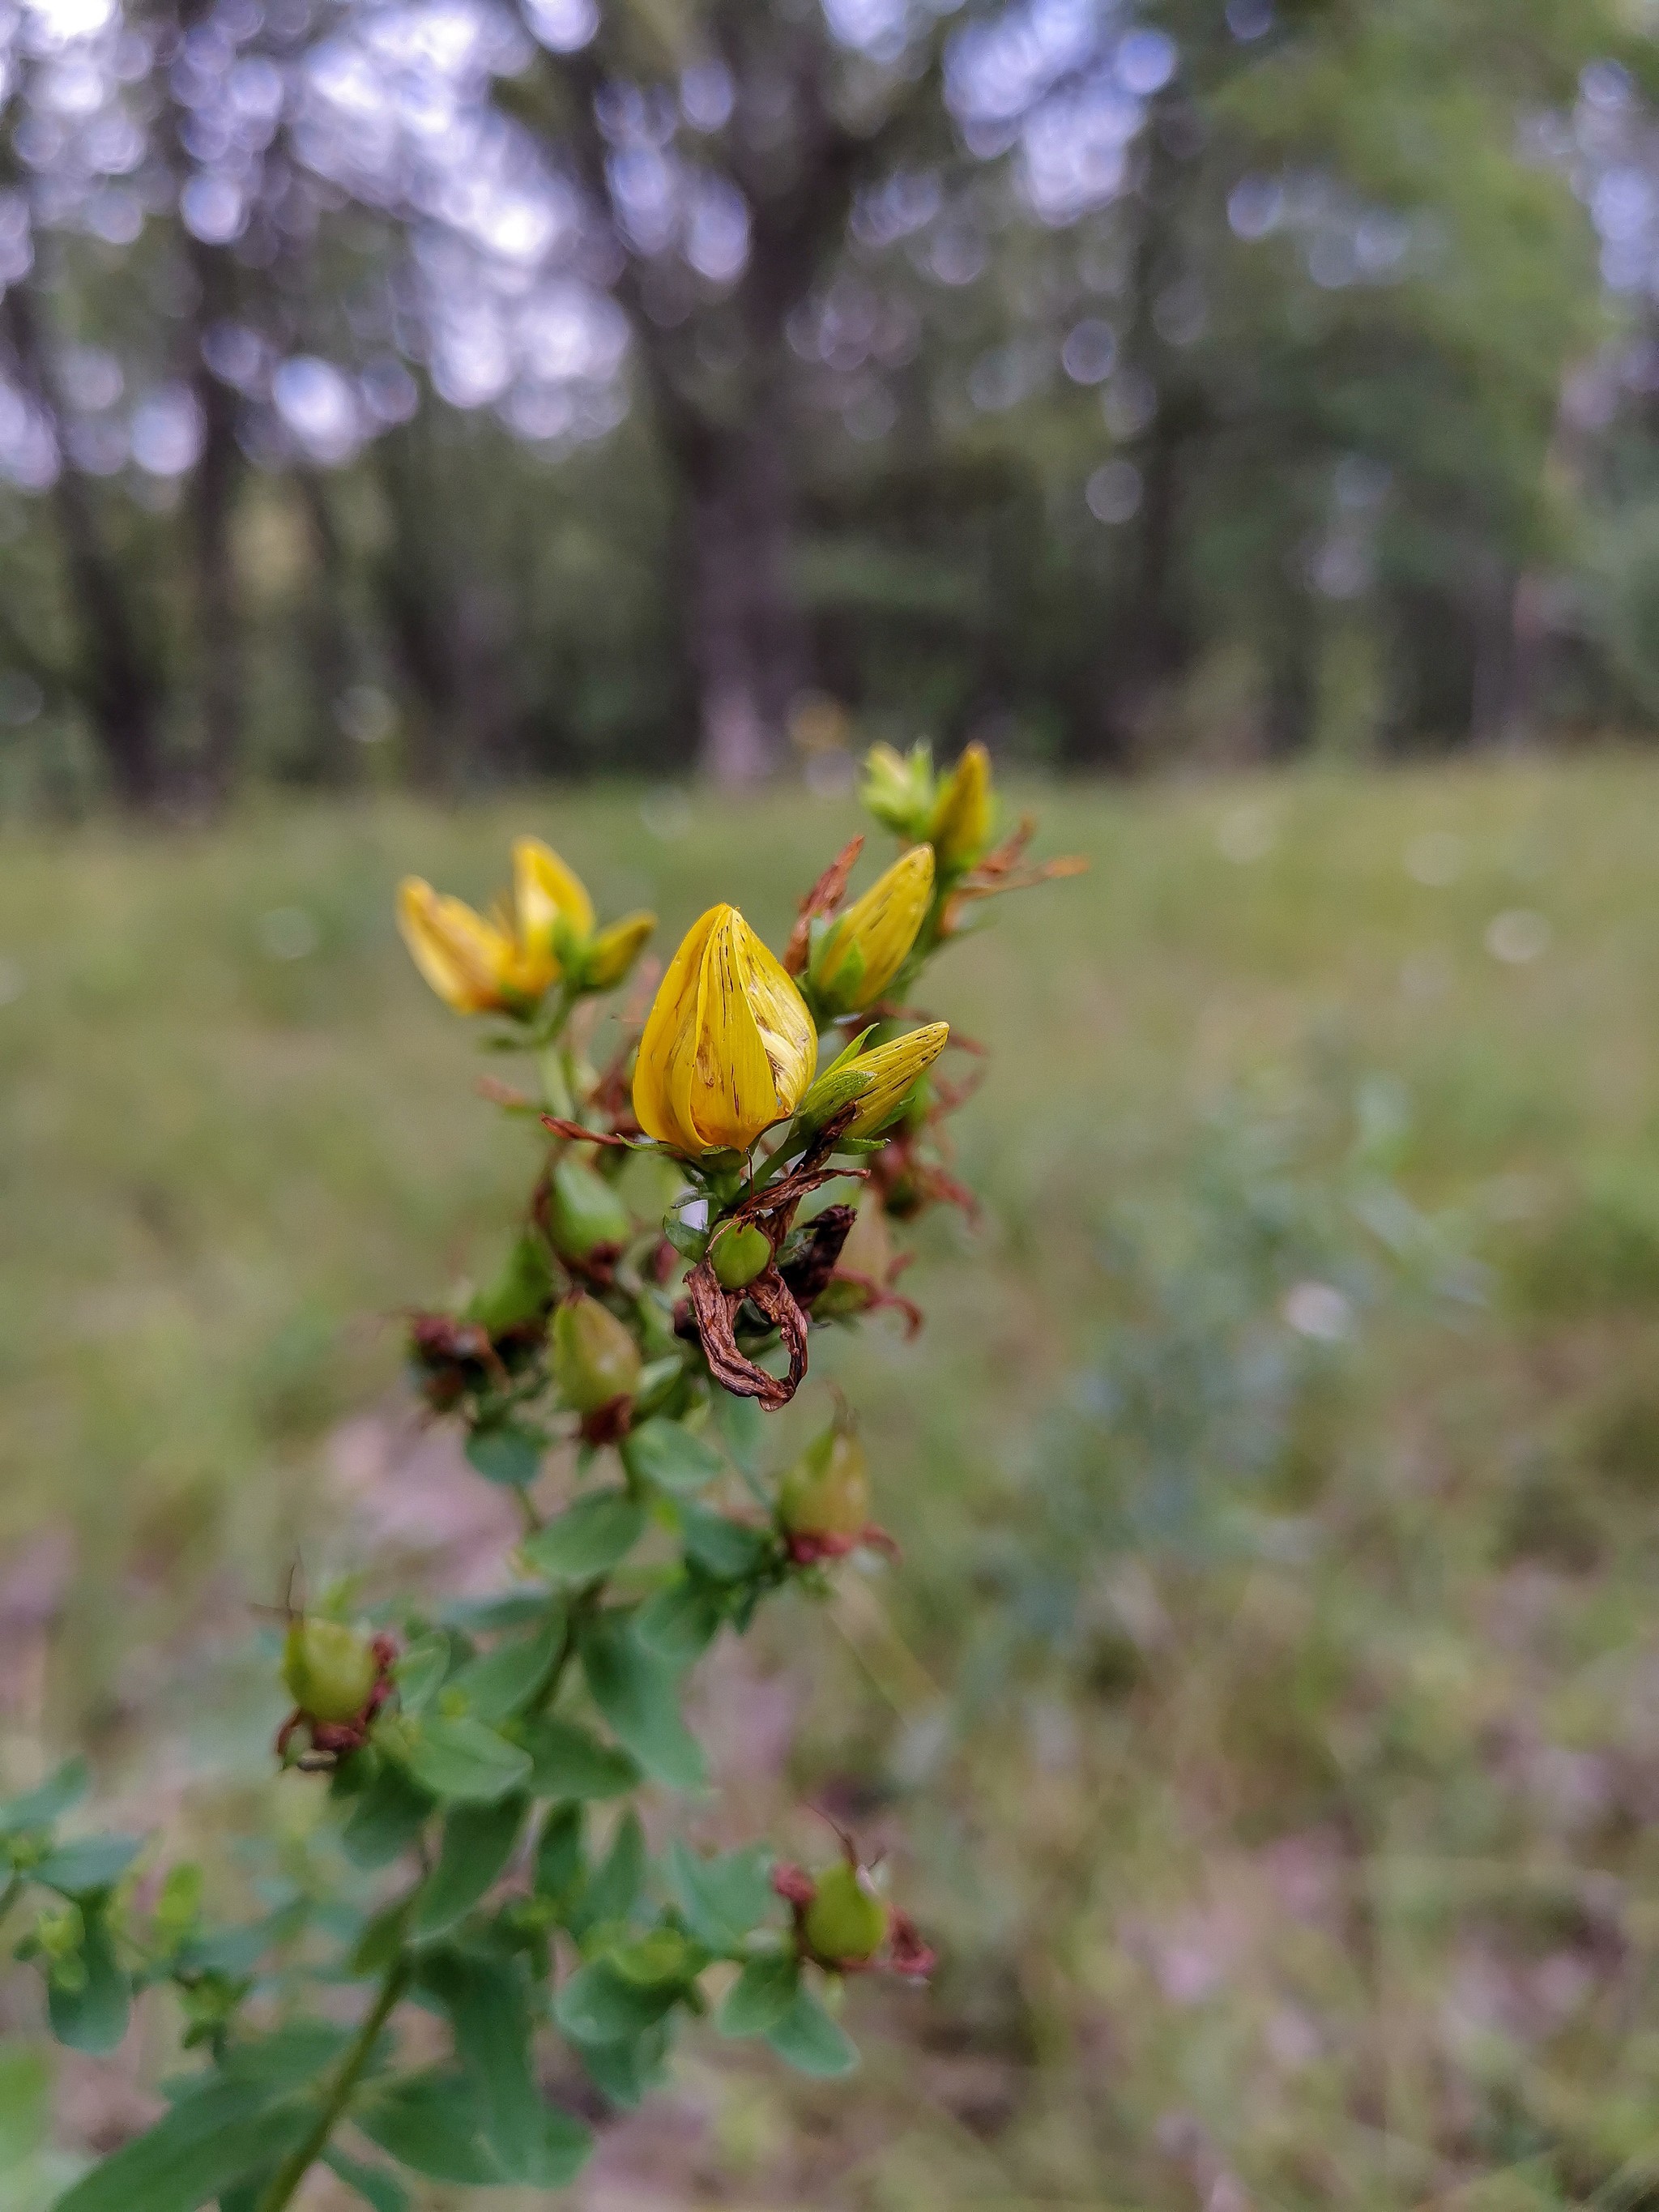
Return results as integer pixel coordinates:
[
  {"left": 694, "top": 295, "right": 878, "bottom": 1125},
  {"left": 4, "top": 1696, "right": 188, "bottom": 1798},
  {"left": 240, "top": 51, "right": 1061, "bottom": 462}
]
[{"left": 5, "top": 758, "right": 1659, "bottom": 2207}]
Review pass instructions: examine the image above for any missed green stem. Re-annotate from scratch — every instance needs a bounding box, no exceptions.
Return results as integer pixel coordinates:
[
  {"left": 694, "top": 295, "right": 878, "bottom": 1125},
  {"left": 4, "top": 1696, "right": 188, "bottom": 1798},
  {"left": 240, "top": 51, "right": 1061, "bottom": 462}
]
[{"left": 253, "top": 1953, "right": 412, "bottom": 2212}]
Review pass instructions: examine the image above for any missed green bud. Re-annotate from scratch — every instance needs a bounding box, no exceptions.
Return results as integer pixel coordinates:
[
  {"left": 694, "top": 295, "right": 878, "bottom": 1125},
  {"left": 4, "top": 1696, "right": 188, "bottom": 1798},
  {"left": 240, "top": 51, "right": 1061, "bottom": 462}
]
[
  {"left": 608, "top": 1927, "right": 693, "bottom": 1986},
  {"left": 803, "top": 1861, "right": 888, "bottom": 1966},
  {"left": 709, "top": 1219, "right": 771, "bottom": 1291},
  {"left": 546, "top": 1157, "right": 632, "bottom": 1262},
  {"left": 282, "top": 1618, "right": 379, "bottom": 1724},
  {"left": 778, "top": 1426, "right": 870, "bottom": 1544},
  {"left": 551, "top": 1294, "right": 642, "bottom": 1415},
  {"left": 468, "top": 1231, "right": 554, "bottom": 1334}
]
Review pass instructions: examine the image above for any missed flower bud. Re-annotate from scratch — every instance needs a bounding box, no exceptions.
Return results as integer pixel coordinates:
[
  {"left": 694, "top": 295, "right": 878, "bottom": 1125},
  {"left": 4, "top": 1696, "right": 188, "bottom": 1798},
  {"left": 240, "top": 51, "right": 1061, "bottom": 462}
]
[
  {"left": 927, "top": 741, "right": 994, "bottom": 872},
  {"left": 778, "top": 1425, "right": 870, "bottom": 1546},
  {"left": 842, "top": 1024, "right": 949, "bottom": 1140},
  {"left": 282, "top": 1618, "right": 379, "bottom": 1725},
  {"left": 551, "top": 1294, "right": 642, "bottom": 1414},
  {"left": 546, "top": 1157, "right": 632, "bottom": 1262},
  {"left": 582, "top": 911, "right": 656, "bottom": 992},
  {"left": 709, "top": 1219, "right": 771, "bottom": 1291},
  {"left": 803, "top": 1861, "right": 889, "bottom": 1967},
  {"left": 860, "top": 740, "right": 935, "bottom": 841},
  {"left": 809, "top": 846, "right": 935, "bottom": 1017},
  {"left": 468, "top": 1231, "right": 554, "bottom": 1334}
]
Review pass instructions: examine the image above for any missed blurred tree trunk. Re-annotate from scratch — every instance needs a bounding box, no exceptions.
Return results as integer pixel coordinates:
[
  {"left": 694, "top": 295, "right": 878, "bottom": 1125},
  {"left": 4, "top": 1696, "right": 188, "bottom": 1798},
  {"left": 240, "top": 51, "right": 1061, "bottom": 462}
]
[
  {"left": 526, "top": 4, "right": 948, "bottom": 784},
  {"left": 184, "top": 246, "right": 245, "bottom": 805},
  {"left": 294, "top": 472, "right": 357, "bottom": 784},
  {"left": 0, "top": 276, "right": 164, "bottom": 810}
]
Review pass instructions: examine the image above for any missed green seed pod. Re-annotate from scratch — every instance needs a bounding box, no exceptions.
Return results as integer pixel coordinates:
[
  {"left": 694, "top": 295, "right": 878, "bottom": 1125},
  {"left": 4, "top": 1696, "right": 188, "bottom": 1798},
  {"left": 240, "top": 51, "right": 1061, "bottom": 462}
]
[
  {"left": 282, "top": 1618, "right": 379, "bottom": 1724},
  {"left": 709, "top": 1219, "right": 771, "bottom": 1291},
  {"left": 803, "top": 1861, "right": 888, "bottom": 1966},
  {"left": 778, "top": 1426, "right": 870, "bottom": 1544},
  {"left": 551, "top": 1294, "right": 642, "bottom": 1414},
  {"left": 545, "top": 1157, "right": 632, "bottom": 1262}
]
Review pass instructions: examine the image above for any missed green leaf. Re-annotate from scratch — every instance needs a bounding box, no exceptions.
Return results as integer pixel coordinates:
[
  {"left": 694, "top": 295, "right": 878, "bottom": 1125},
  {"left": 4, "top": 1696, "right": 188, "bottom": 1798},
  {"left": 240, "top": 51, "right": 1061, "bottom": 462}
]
[
  {"left": 421, "top": 1948, "right": 592, "bottom": 2186},
  {"left": 520, "top": 1492, "right": 646, "bottom": 1585},
  {"left": 533, "top": 1804, "right": 584, "bottom": 1902},
  {"left": 339, "top": 1765, "right": 435, "bottom": 1870},
  {"left": 48, "top": 1912, "right": 130, "bottom": 2055},
  {"left": 570, "top": 1808, "right": 646, "bottom": 1935},
  {"left": 553, "top": 1958, "right": 677, "bottom": 2047},
  {"left": 217, "top": 2022, "right": 353, "bottom": 2093},
  {"left": 438, "top": 1591, "right": 550, "bottom": 1634},
  {"left": 575, "top": 2018, "right": 671, "bottom": 2109},
  {"left": 578, "top": 1613, "right": 706, "bottom": 1791},
  {"left": 323, "top": 2146, "right": 410, "bottom": 2212},
  {"left": 0, "top": 1758, "right": 88, "bottom": 1836},
  {"left": 719, "top": 1950, "right": 800, "bottom": 2038},
  {"left": 445, "top": 1612, "right": 564, "bottom": 1723},
  {"left": 413, "top": 1796, "right": 527, "bottom": 1939},
  {"left": 51, "top": 2080, "right": 312, "bottom": 2212},
  {"left": 667, "top": 1841, "right": 775, "bottom": 1953},
  {"left": 390, "top": 1633, "right": 450, "bottom": 1717},
  {"left": 713, "top": 1391, "right": 764, "bottom": 1475},
  {"left": 34, "top": 1831, "right": 143, "bottom": 1902},
  {"left": 633, "top": 1578, "right": 723, "bottom": 1665},
  {"left": 353, "top": 2071, "right": 501, "bottom": 2185},
  {"left": 678, "top": 1505, "right": 771, "bottom": 1581},
  {"left": 632, "top": 1354, "right": 688, "bottom": 1418},
  {"left": 520, "top": 1715, "right": 639, "bottom": 1801},
  {"left": 35, "top": 1834, "right": 143, "bottom": 1898},
  {"left": 465, "top": 1421, "right": 545, "bottom": 1488},
  {"left": 0, "top": 2042, "right": 49, "bottom": 2169},
  {"left": 395, "top": 1716, "right": 532, "bottom": 1805},
  {"left": 619, "top": 1420, "right": 724, "bottom": 1497},
  {"left": 765, "top": 1984, "right": 859, "bottom": 2077}
]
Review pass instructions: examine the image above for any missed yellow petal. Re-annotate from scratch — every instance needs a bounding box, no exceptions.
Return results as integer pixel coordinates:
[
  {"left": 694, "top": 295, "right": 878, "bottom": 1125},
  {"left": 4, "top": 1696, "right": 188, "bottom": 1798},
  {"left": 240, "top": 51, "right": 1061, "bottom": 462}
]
[
  {"left": 814, "top": 844, "right": 934, "bottom": 1013},
  {"left": 731, "top": 913, "right": 817, "bottom": 1116},
  {"left": 586, "top": 911, "right": 656, "bottom": 991},
  {"left": 633, "top": 905, "right": 722, "bottom": 1151},
  {"left": 513, "top": 837, "right": 595, "bottom": 955},
  {"left": 683, "top": 908, "right": 785, "bottom": 1151},
  {"left": 928, "top": 741, "right": 994, "bottom": 869},
  {"left": 396, "top": 878, "right": 513, "bottom": 1014},
  {"left": 844, "top": 1022, "right": 949, "bottom": 1138}
]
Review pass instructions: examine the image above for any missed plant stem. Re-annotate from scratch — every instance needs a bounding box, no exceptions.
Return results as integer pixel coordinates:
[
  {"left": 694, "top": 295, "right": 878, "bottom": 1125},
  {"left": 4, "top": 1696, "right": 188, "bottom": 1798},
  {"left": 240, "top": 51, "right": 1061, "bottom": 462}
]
[{"left": 253, "top": 1952, "right": 412, "bottom": 2212}]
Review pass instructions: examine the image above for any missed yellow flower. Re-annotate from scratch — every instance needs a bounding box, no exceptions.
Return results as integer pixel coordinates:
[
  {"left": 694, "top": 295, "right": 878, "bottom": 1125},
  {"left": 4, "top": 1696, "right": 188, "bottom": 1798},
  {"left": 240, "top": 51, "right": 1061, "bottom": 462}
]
[
  {"left": 397, "top": 838, "right": 652, "bottom": 1014},
  {"left": 810, "top": 845, "right": 935, "bottom": 1015},
  {"left": 928, "top": 742, "right": 994, "bottom": 872},
  {"left": 633, "top": 905, "right": 818, "bottom": 1155},
  {"left": 815, "top": 1022, "right": 948, "bottom": 1139}
]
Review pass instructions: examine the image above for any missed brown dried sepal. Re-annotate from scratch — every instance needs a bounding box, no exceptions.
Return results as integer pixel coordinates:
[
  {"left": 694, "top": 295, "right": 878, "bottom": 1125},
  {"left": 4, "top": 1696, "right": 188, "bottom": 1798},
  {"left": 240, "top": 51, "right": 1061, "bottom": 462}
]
[
  {"left": 579, "top": 1394, "right": 634, "bottom": 1447},
  {"left": 783, "top": 834, "right": 864, "bottom": 976},
  {"left": 937, "top": 816, "right": 1088, "bottom": 937},
  {"left": 682, "top": 1120, "right": 864, "bottom": 1409}
]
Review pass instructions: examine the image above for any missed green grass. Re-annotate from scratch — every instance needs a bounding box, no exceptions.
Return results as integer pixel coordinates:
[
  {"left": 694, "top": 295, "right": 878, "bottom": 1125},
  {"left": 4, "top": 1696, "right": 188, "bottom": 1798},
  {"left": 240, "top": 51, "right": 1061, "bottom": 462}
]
[{"left": 6, "top": 758, "right": 1659, "bottom": 2206}]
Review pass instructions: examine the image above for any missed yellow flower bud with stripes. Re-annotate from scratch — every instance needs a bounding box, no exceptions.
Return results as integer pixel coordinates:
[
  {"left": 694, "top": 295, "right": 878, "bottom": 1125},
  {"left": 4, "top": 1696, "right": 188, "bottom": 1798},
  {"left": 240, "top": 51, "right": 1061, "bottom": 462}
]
[
  {"left": 633, "top": 904, "right": 818, "bottom": 1156},
  {"left": 809, "top": 844, "right": 935, "bottom": 1017}
]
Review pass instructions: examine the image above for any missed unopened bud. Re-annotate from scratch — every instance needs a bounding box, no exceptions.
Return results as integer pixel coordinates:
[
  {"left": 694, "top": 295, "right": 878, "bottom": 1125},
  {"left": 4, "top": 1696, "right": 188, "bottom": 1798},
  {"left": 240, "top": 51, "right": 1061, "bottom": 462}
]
[
  {"left": 709, "top": 1219, "right": 770, "bottom": 1291},
  {"left": 778, "top": 1425, "right": 869, "bottom": 1544},
  {"left": 928, "top": 741, "right": 994, "bottom": 872},
  {"left": 282, "top": 1618, "right": 379, "bottom": 1724},
  {"left": 551, "top": 1294, "right": 642, "bottom": 1415},
  {"left": 546, "top": 1157, "right": 631, "bottom": 1262},
  {"left": 468, "top": 1231, "right": 553, "bottom": 1334},
  {"left": 803, "top": 1860, "right": 888, "bottom": 1966},
  {"left": 582, "top": 912, "right": 656, "bottom": 992}
]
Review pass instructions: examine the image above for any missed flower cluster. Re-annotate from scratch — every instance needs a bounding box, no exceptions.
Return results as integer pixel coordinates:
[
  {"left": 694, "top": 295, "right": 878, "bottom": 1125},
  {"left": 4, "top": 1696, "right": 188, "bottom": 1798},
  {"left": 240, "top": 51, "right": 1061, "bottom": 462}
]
[{"left": 20, "top": 746, "right": 1079, "bottom": 2212}]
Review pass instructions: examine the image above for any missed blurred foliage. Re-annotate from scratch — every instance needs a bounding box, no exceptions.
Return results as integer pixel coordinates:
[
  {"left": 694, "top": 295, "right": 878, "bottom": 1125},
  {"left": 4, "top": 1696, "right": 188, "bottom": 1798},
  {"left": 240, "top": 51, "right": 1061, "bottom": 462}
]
[{"left": 1, "top": 0, "right": 1659, "bottom": 801}]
